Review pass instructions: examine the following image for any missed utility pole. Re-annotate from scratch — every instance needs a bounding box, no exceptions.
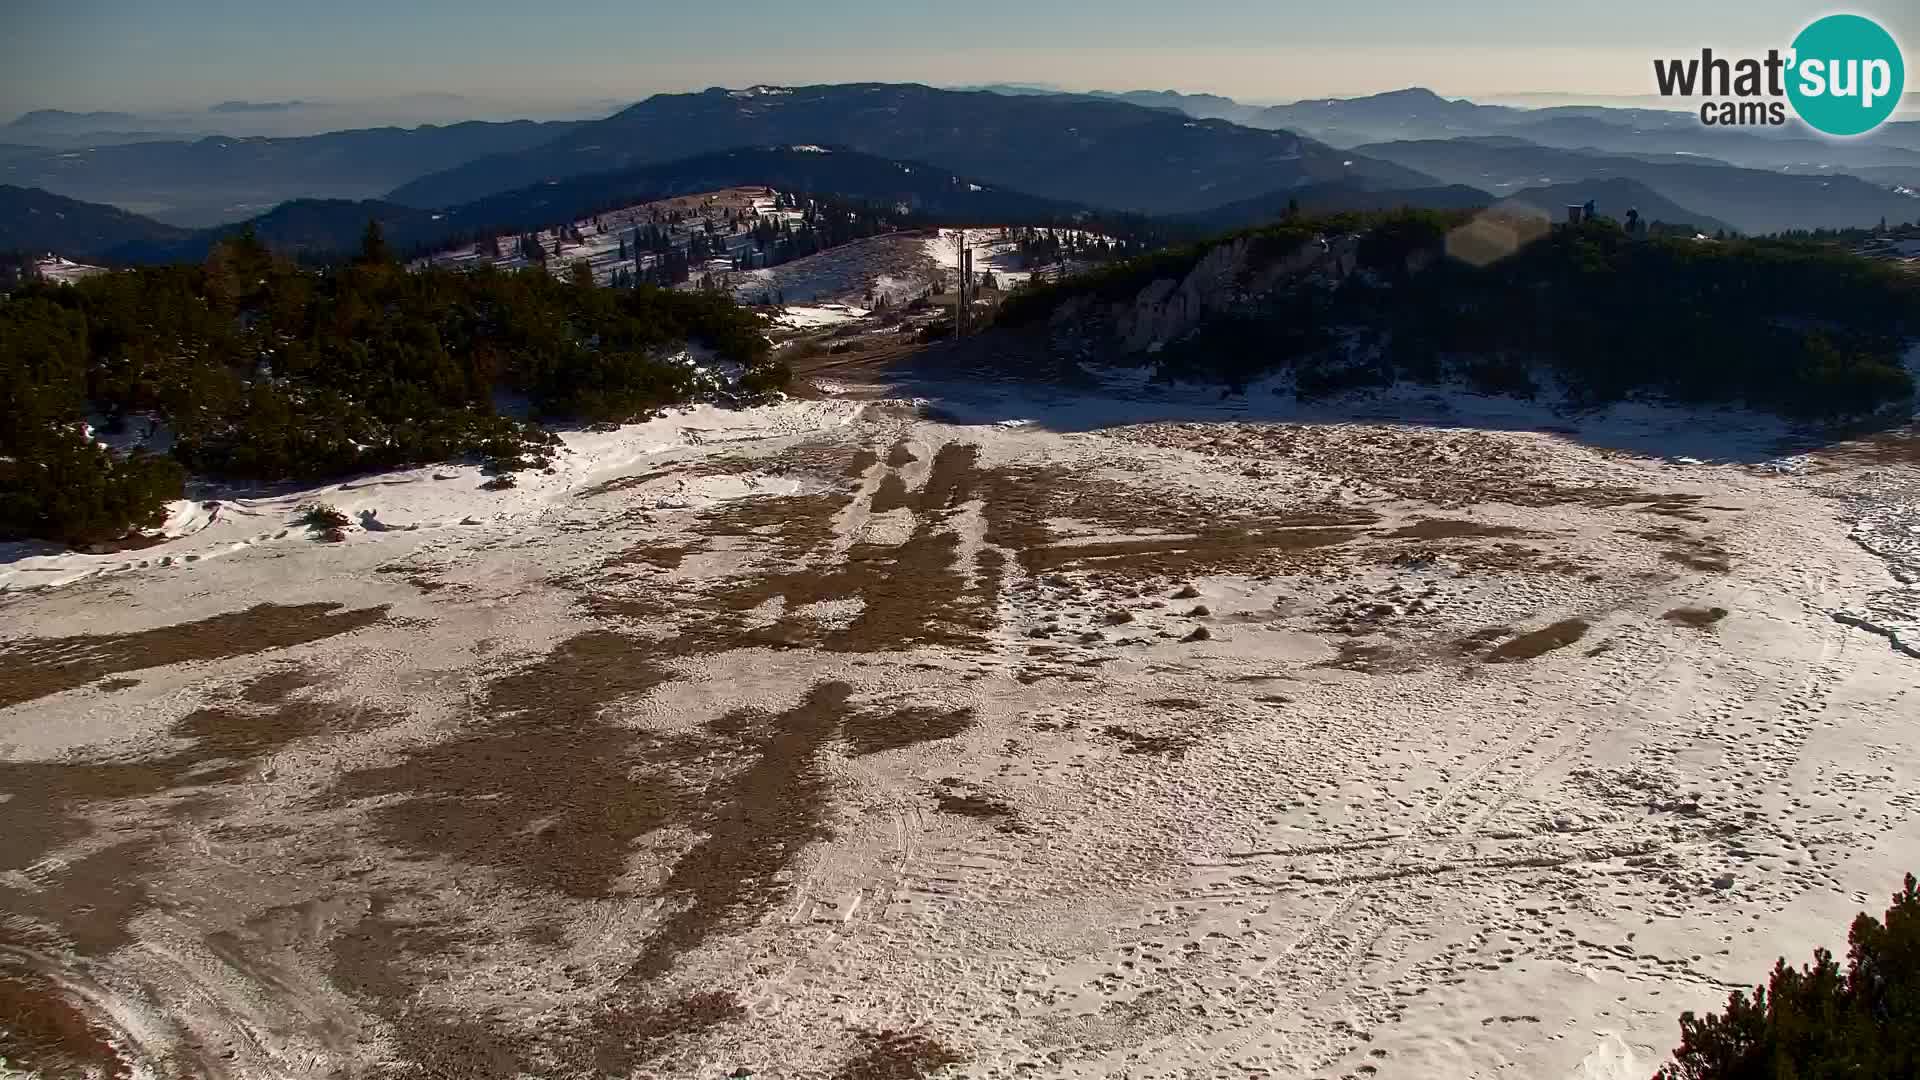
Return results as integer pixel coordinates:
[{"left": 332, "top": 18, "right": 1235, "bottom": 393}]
[
  {"left": 950, "top": 229, "right": 969, "bottom": 339},
  {"left": 961, "top": 248, "right": 973, "bottom": 337}
]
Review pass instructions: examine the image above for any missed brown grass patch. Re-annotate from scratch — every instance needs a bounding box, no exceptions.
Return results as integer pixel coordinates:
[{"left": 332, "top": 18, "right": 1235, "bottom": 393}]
[
  {"left": 695, "top": 489, "right": 855, "bottom": 565},
  {"left": 869, "top": 472, "right": 913, "bottom": 514},
  {"left": 1387, "top": 519, "right": 1528, "bottom": 540},
  {"left": 843, "top": 705, "right": 975, "bottom": 756},
  {"left": 0, "top": 602, "right": 386, "bottom": 709},
  {"left": 1641, "top": 526, "right": 1732, "bottom": 573},
  {"left": 1485, "top": 618, "right": 1591, "bottom": 663},
  {"left": 235, "top": 663, "right": 321, "bottom": 703},
  {"left": 684, "top": 444, "right": 999, "bottom": 654},
  {"left": 1451, "top": 626, "right": 1515, "bottom": 656},
  {"left": 331, "top": 894, "right": 750, "bottom": 1077},
  {"left": 829, "top": 1029, "right": 966, "bottom": 1080},
  {"left": 606, "top": 542, "right": 690, "bottom": 573},
  {"left": 0, "top": 968, "right": 132, "bottom": 1080},
  {"left": 1101, "top": 725, "right": 1193, "bottom": 760},
  {"left": 328, "top": 898, "right": 530, "bottom": 1079},
  {"left": 1, "top": 668, "right": 386, "bottom": 954},
  {"left": 917, "top": 442, "right": 979, "bottom": 512},
  {"left": 624, "top": 681, "right": 852, "bottom": 983},
  {"left": 332, "top": 632, "right": 685, "bottom": 899},
  {"left": 573, "top": 466, "right": 682, "bottom": 500},
  {"left": 591, "top": 990, "right": 747, "bottom": 1075},
  {"left": 715, "top": 530, "right": 996, "bottom": 653},
  {"left": 1147, "top": 698, "right": 1206, "bottom": 710},
  {"left": 976, "top": 463, "right": 1374, "bottom": 581},
  {"left": 0, "top": 842, "right": 157, "bottom": 959},
  {"left": 1663, "top": 606, "right": 1729, "bottom": 630},
  {"left": 621, "top": 446, "right": 1375, "bottom": 662},
  {"left": 1629, "top": 495, "right": 1714, "bottom": 523},
  {"left": 934, "top": 791, "right": 1023, "bottom": 832},
  {"left": 1438, "top": 542, "right": 1592, "bottom": 578},
  {"left": 1662, "top": 543, "right": 1732, "bottom": 574}
]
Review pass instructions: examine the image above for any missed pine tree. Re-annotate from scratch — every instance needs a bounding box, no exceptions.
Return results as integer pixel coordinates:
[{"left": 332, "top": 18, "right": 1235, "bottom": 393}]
[{"left": 356, "top": 219, "right": 393, "bottom": 266}]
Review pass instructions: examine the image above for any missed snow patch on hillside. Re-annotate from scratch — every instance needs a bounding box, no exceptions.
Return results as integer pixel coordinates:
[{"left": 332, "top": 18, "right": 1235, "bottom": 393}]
[
  {"left": 31, "top": 254, "right": 109, "bottom": 284},
  {"left": 0, "top": 398, "right": 868, "bottom": 592}
]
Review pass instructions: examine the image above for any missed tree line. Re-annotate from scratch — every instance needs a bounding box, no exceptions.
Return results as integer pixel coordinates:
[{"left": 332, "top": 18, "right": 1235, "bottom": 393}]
[
  {"left": 1, "top": 225, "right": 781, "bottom": 546},
  {"left": 1653, "top": 874, "right": 1918, "bottom": 1079},
  {"left": 1001, "top": 210, "right": 1918, "bottom": 419}
]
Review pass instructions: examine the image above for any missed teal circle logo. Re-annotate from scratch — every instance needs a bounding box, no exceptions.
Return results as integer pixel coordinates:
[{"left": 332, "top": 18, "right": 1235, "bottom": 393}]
[{"left": 1787, "top": 14, "right": 1905, "bottom": 136}]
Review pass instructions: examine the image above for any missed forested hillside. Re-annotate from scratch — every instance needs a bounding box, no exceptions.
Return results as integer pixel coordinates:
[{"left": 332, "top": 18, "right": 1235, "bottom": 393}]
[
  {"left": 0, "top": 229, "right": 779, "bottom": 546},
  {"left": 1007, "top": 211, "right": 1919, "bottom": 418},
  {"left": 0, "top": 184, "right": 192, "bottom": 258}
]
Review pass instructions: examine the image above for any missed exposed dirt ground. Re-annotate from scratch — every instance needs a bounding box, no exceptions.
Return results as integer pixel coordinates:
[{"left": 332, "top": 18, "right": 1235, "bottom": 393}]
[{"left": 2, "top": 373, "right": 1917, "bottom": 1079}]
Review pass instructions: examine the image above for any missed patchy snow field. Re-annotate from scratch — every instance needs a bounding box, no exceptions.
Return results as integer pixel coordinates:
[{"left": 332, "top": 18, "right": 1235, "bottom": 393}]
[
  {"left": 922, "top": 227, "right": 1105, "bottom": 290},
  {"left": 0, "top": 399, "right": 865, "bottom": 593},
  {"left": 416, "top": 186, "right": 803, "bottom": 291},
  {"left": 28, "top": 255, "right": 110, "bottom": 284},
  {"left": 415, "top": 196, "right": 1109, "bottom": 337},
  {"left": 727, "top": 232, "right": 943, "bottom": 310},
  {"left": 2, "top": 373, "right": 1916, "bottom": 1079}
]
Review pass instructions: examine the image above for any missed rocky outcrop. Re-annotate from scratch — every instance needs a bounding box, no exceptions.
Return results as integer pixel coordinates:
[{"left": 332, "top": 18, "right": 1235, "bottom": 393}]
[{"left": 1049, "top": 232, "right": 1361, "bottom": 355}]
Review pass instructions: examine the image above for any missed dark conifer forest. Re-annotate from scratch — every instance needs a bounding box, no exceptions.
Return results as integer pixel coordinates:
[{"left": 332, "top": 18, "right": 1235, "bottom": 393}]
[
  {"left": 1, "top": 228, "right": 778, "bottom": 546},
  {"left": 1003, "top": 211, "right": 1919, "bottom": 419}
]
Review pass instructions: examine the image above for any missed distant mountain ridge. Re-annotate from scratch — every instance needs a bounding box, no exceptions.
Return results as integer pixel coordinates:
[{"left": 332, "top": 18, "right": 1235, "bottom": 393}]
[
  {"left": 388, "top": 83, "right": 1434, "bottom": 215},
  {"left": 2, "top": 119, "right": 583, "bottom": 226},
  {"left": 1356, "top": 137, "right": 1919, "bottom": 233},
  {"left": 14, "top": 81, "right": 1918, "bottom": 255},
  {"left": 987, "top": 84, "right": 1920, "bottom": 186},
  {"left": 209, "top": 100, "right": 307, "bottom": 114},
  {"left": 28, "top": 146, "right": 1102, "bottom": 264},
  {"left": 6, "top": 109, "right": 143, "bottom": 132}
]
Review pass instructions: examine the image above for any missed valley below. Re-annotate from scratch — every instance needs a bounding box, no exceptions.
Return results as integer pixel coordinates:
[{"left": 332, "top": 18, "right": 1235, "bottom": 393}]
[{"left": 2, "top": 367, "right": 1917, "bottom": 1079}]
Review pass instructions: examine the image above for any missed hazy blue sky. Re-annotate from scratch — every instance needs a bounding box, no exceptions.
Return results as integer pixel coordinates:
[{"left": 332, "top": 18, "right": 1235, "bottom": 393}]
[{"left": 4, "top": 0, "right": 1916, "bottom": 113}]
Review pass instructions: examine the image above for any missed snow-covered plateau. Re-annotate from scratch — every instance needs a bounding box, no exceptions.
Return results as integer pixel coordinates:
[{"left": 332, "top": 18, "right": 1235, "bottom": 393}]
[{"left": 1, "top": 367, "right": 1916, "bottom": 1079}]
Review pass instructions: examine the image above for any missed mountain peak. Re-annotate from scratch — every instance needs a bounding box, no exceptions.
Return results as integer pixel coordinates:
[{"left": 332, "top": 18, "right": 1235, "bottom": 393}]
[
  {"left": 8, "top": 108, "right": 141, "bottom": 129},
  {"left": 1357, "top": 87, "right": 1459, "bottom": 106},
  {"left": 1281, "top": 87, "right": 1462, "bottom": 111}
]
